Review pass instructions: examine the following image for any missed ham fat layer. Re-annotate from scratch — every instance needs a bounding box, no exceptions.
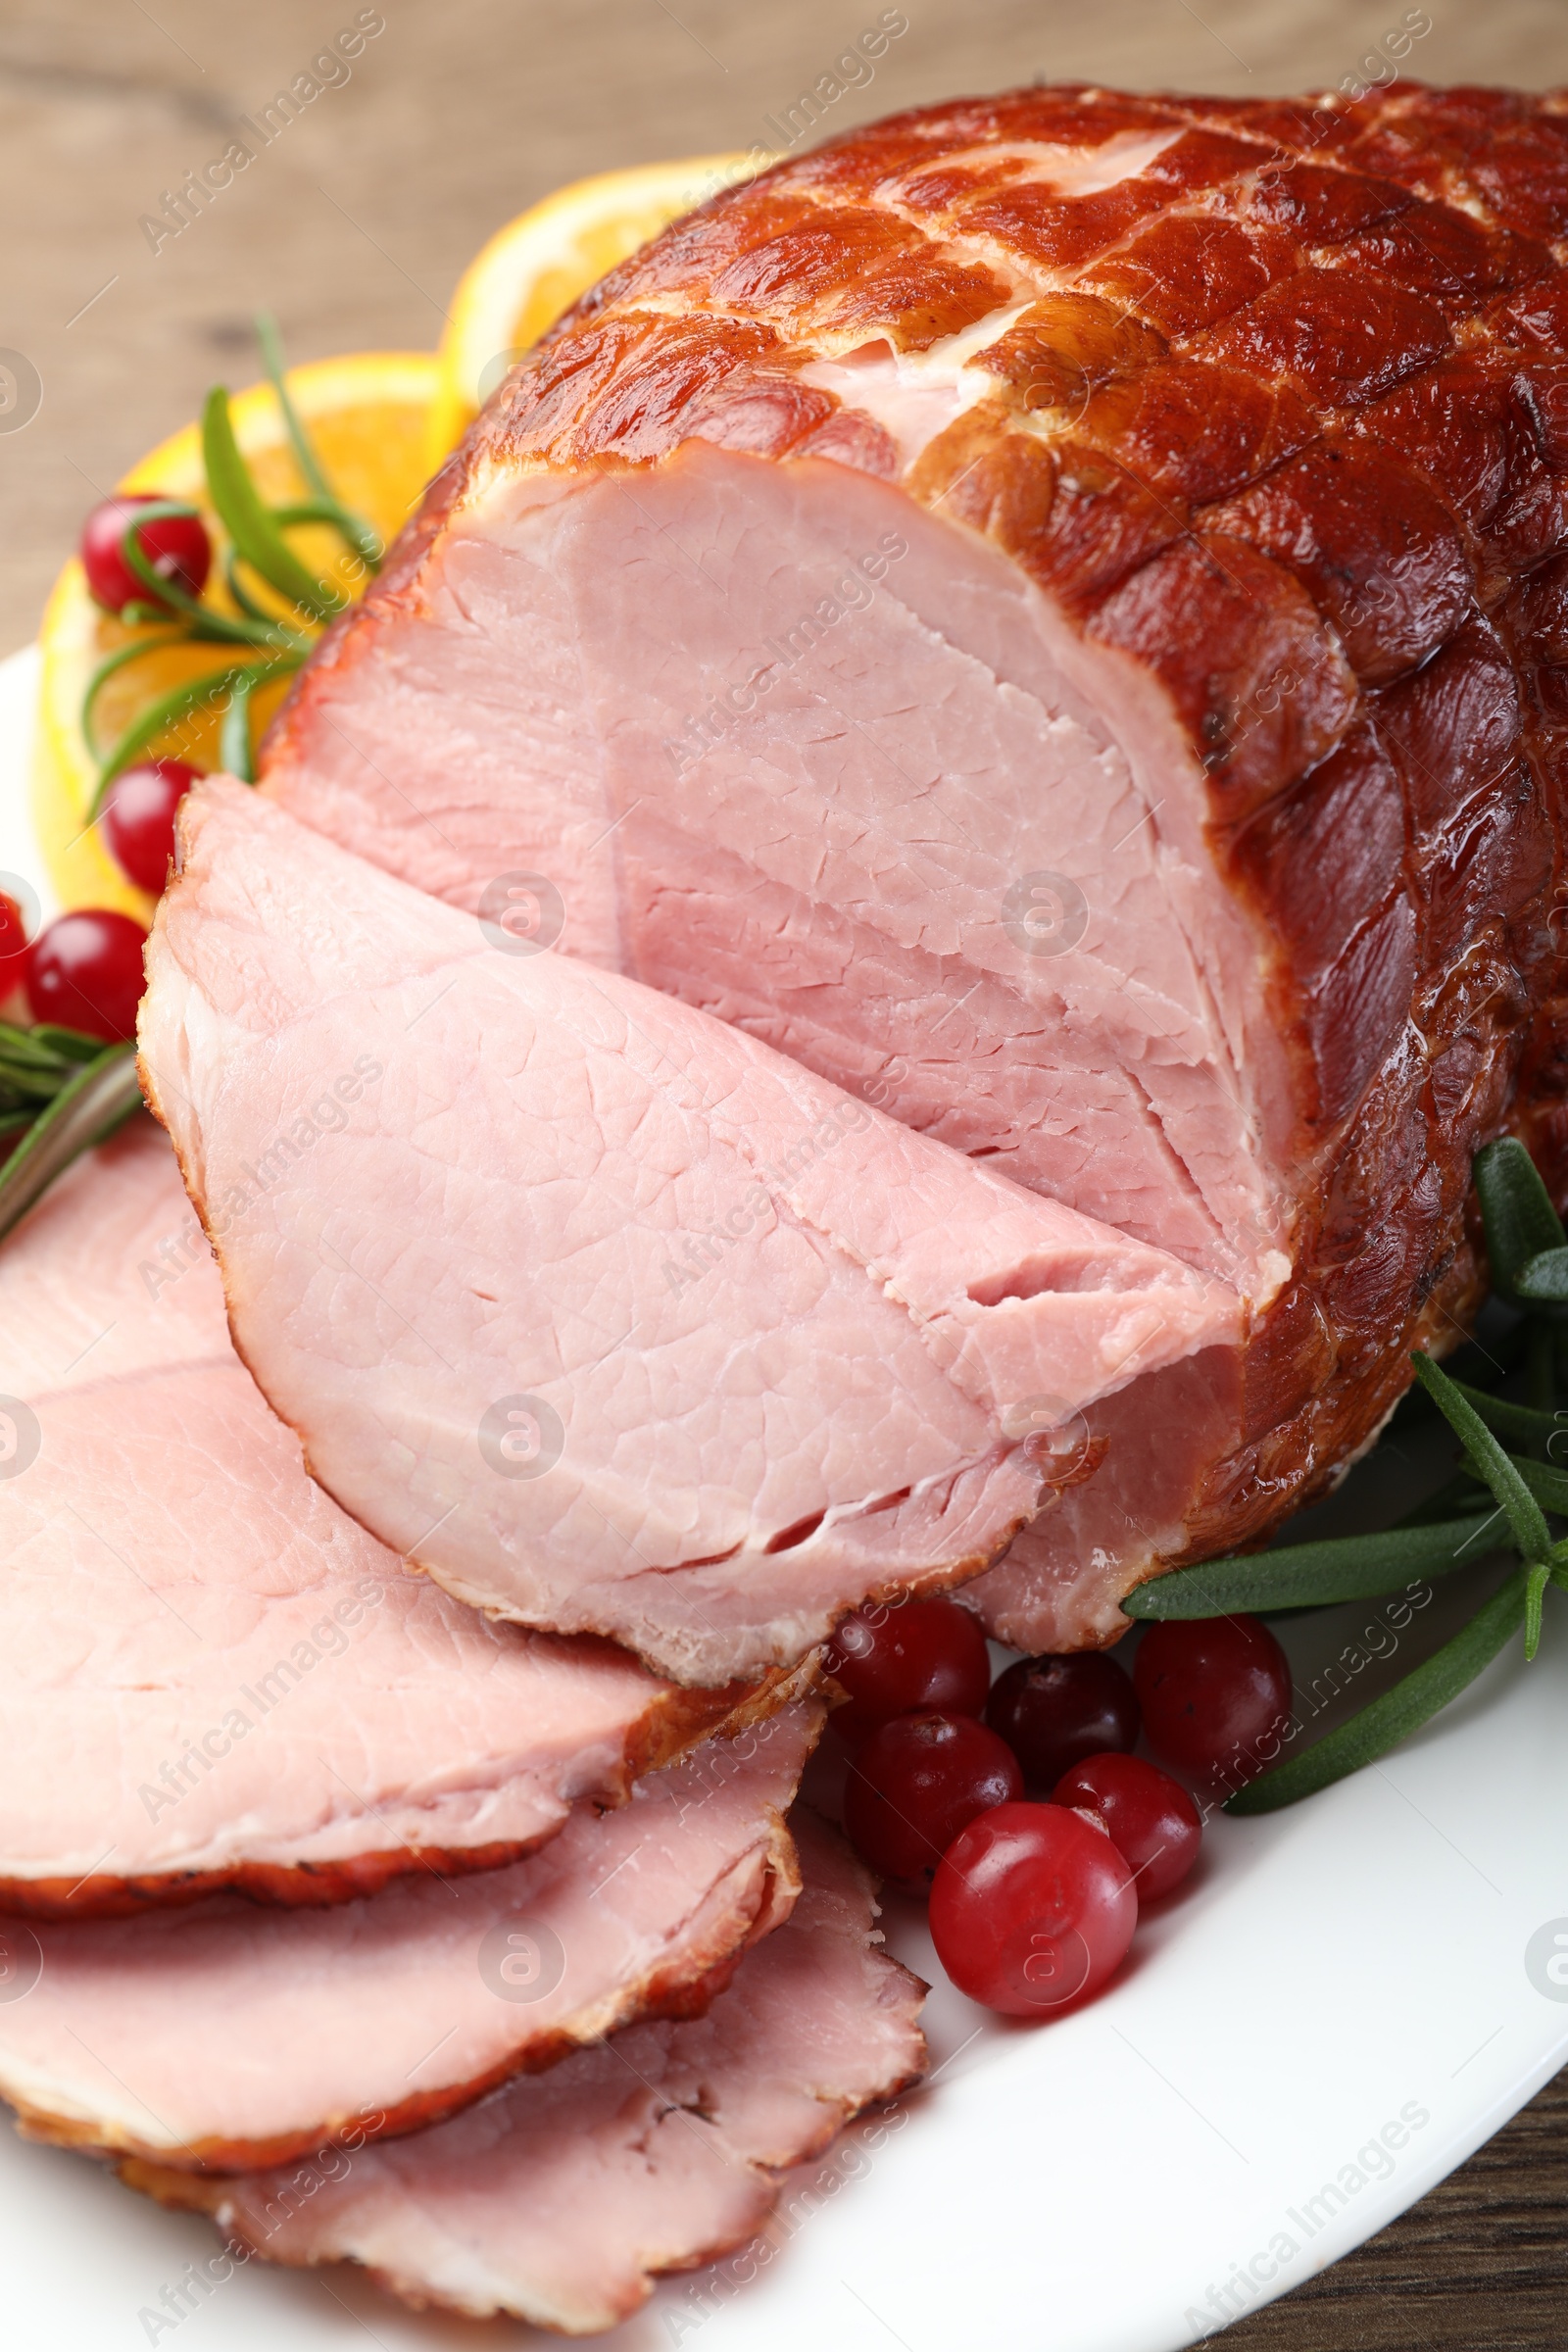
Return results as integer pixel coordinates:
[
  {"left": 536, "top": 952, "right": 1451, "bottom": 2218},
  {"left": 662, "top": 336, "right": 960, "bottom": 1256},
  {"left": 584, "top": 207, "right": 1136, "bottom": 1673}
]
[
  {"left": 123, "top": 1811, "right": 926, "bottom": 2335},
  {"left": 0, "top": 1121, "right": 773, "bottom": 1913},
  {"left": 138, "top": 779, "right": 1237, "bottom": 1685},
  {"left": 0, "top": 1703, "right": 818, "bottom": 2171},
  {"left": 262, "top": 81, "right": 1568, "bottom": 1642}
]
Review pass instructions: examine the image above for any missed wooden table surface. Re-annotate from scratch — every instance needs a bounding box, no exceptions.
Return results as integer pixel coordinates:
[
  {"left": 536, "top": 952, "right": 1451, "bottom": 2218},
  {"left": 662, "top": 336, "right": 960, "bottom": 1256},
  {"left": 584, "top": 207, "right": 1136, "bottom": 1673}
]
[{"left": 3, "top": 0, "right": 1566, "bottom": 2337}]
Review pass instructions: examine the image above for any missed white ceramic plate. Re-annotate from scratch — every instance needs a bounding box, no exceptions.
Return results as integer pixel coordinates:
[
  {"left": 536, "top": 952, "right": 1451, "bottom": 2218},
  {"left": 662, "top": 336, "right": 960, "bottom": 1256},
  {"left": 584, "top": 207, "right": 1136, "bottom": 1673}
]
[{"left": 3, "top": 639, "right": 1567, "bottom": 2352}]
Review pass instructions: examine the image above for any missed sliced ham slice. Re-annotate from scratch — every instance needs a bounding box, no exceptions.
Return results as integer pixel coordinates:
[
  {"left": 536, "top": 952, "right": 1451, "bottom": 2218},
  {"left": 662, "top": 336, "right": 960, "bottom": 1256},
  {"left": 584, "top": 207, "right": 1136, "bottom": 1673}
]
[
  {"left": 124, "top": 1810, "right": 924, "bottom": 2334},
  {"left": 260, "top": 82, "right": 1568, "bottom": 1644},
  {"left": 137, "top": 779, "right": 1238, "bottom": 1685},
  {"left": 0, "top": 1122, "right": 778, "bottom": 1916},
  {"left": 0, "top": 1702, "right": 818, "bottom": 2172}
]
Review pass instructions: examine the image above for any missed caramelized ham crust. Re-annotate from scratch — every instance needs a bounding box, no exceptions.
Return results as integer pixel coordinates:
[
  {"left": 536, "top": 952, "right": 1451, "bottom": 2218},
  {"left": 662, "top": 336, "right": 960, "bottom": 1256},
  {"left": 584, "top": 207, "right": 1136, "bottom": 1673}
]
[{"left": 262, "top": 82, "right": 1568, "bottom": 1643}]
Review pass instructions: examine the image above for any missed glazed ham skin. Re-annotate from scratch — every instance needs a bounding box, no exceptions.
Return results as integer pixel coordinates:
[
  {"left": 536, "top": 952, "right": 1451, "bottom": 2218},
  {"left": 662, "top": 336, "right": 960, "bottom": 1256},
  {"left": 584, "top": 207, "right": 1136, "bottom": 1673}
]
[
  {"left": 137, "top": 779, "right": 1236, "bottom": 1685},
  {"left": 0, "top": 1703, "right": 817, "bottom": 2172},
  {"left": 124, "top": 1811, "right": 925, "bottom": 2335},
  {"left": 262, "top": 81, "right": 1568, "bottom": 1644},
  {"left": 0, "top": 1122, "right": 769, "bottom": 1916}
]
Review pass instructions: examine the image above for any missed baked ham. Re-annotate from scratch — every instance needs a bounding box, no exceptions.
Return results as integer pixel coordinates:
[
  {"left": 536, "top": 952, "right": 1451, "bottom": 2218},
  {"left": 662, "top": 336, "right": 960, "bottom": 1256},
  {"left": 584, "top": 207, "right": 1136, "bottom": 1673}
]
[
  {"left": 259, "top": 81, "right": 1568, "bottom": 1646},
  {"left": 137, "top": 779, "right": 1237, "bottom": 1686},
  {"left": 0, "top": 1122, "right": 781, "bottom": 1916},
  {"left": 0, "top": 1703, "right": 817, "bottom": 2172},
  {"left": 123, "top": 1811, "right": 925, "bottom": 2333}
]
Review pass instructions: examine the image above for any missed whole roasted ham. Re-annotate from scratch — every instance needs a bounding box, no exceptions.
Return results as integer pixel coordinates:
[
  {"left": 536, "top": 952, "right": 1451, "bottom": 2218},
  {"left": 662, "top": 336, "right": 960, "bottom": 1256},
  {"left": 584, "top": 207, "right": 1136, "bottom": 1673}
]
[
  {"left": 138, "top": 780, "right": 1232, "bottom": 1684},
  {"left": 258, "top": 80, "right": 1568, "bottom": 1646},
  {"left": 0, "top": 1122, "right": 777, "bottom": 1913}
]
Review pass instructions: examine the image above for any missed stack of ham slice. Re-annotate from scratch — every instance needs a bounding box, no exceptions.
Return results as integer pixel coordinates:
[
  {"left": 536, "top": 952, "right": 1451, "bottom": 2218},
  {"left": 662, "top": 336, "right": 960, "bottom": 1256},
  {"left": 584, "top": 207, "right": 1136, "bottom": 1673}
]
[
  {"left": 128, "top": 1814, "right": 927, "bottom": 2333},
  {"left": 0, "top": 1125, "right": 921, "bottom": 2323}
]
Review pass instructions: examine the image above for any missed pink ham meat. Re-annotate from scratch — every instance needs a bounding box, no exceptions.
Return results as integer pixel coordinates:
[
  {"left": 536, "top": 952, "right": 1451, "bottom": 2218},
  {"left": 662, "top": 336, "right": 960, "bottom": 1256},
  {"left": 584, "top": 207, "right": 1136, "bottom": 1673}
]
[
  {"left": 0, "top": 1703, "right": 817, "bottom": 2171},
  {"left": 0, "top": 1121, "right": 776, "bottom": 1916},
  {"left": 260, "top": 83, "right": 1568, "bottom": 1645},
  {"left": 137, "top": 778, "right": 1237, "bottom": 1686},
  {"left": 124, "top": 1811, "right": 925, "bottom": 2334}
]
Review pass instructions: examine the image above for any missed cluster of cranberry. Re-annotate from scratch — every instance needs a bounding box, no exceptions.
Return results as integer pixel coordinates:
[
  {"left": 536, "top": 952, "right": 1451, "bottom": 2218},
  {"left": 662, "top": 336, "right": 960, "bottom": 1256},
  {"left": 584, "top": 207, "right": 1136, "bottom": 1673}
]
[
  {"left": 3, "top": 499, "right": 218, "bottom": 1043},
  {"left": 825, "top": 1597, "right": 1292, "bottom": 2018}
]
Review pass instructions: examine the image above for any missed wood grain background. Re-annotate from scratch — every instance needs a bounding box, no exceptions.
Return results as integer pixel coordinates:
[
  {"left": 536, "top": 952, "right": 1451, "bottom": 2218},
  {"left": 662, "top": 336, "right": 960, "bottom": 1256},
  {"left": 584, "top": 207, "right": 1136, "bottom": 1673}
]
[{"left": 3, "top": 0, "right": 1566, "bottom": 2336}]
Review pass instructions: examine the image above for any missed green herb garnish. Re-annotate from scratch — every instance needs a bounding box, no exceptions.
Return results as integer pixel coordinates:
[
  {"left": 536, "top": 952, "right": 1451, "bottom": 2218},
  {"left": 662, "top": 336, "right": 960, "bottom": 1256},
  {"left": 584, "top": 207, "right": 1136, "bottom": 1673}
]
[
  {"left": 80, "top": 316, "right": 380, "bottom": 815},
  {"left": 1125, "top": 1134, "right": 1568, "bottom": 1813}
]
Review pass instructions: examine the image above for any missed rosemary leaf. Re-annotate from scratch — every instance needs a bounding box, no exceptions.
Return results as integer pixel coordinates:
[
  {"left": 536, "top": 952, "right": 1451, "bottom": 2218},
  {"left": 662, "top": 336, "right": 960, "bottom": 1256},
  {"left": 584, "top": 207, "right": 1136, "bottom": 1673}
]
[
  {"left": 1498, "top": 1451, "right": 1568, "bottom": 1515},
  {"left": 89, "top": 656, "right": 302, "bottom": 813},
  {"left": 220, "top": 669, "right": 259, "bottom": 782},
  {"left": 255, "top": 313, "right": 382, "bottom": 571},
  {"left": 1525, "top": 1562, "right": 1551, "bottom": 1660},
  {"left": 1474, "top": 1136, "right": 1567, "bottom": 1299},
  {"left": 1516, "top": 1246, "right": 1568, "bottom": 1302},
  {"left": 80, "top": 631, "right": 188, "bottom": 757},
  {"left": 201, "top": 389, "right": 342, "bottom": 622},
  {"left": 1224, "top": 1569, "right": 1530, "bottom": 1815},
  {"left": 1121, "top": 1513, "right": 1499, "bottom": 1619},
  {"left": 1412, "top": 1354, "right": 1551, "bottom": 1563},
  {"left": 255, "top": 310, "right": 333, "bottom": 502},
  {"left": 0, "top": 1047, "right": 144, "bottom": 1249},
  {"left": 32, "top": 1026, "right": 109, "bottom": 1064},
  {"left": 1443, "top": 1380, "right": 1563, "bottom": 1448}
]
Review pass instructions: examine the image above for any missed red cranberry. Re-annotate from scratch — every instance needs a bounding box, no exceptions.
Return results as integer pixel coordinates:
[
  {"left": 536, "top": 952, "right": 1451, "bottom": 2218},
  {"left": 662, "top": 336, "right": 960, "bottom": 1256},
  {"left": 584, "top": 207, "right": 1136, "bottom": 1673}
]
[
  {"left": 843, "top": 1711, "right": 1022, "bottom": 1894},
  {"left": 930, "top": 1801, "right": 1137, "bottom": 2018},
  {"left": 825, "top": 1596, "right": 991, "bottom": 1747},
  {"left": 81, "top": 495, "right": 211, "bottom": 616},
  {"left": 26, "top": 910, "right": 148, "bottom": 1043},
  {"left": 1053, "top": 1751, "right": 1201, "bottom": 1901},
  {"left": 1134, "top": 1615, "right": 1294, "bottom": 1788},
  {"left": 985, "top": 1650, "right": 1140, "bottom": 1790},
  {"left": 101, "top": 759, "right": 201, "bottom": 894},
  {"left": 0, "top": 892, "right": 30, "bottom": 973}
]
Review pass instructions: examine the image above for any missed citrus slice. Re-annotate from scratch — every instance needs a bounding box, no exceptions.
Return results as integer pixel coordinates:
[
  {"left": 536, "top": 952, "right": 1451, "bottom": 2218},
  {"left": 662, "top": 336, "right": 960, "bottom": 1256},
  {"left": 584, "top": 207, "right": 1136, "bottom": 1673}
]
[
  {"left": 34, "top": 352, "right": 439, "bottom": 923},
  {"left": 428, "top": 154, "right": 766, "bottom": 465}
]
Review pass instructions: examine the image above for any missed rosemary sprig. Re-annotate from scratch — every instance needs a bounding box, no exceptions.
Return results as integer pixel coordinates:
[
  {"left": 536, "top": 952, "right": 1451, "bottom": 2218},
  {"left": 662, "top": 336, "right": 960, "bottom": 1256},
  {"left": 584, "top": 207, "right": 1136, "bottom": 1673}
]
[
  {"left": 0, "top": 1028, "right": 145, "bottom": 1249},
  {"left": 1224, "top": 1572, "right": 1532, "bottom": 1816},
  {"left": 1121, "top": 1512, "right": 1500, "bottom": 1620},
  {"left": 6, "top": 317, "right": 385, "bottom": 1247},
  {"left": 81, "top": 316, "right": 375, "bottom": 808},
  {"left": 1191, "top": 1135, "right": 1568, "bottom": 1815}
]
